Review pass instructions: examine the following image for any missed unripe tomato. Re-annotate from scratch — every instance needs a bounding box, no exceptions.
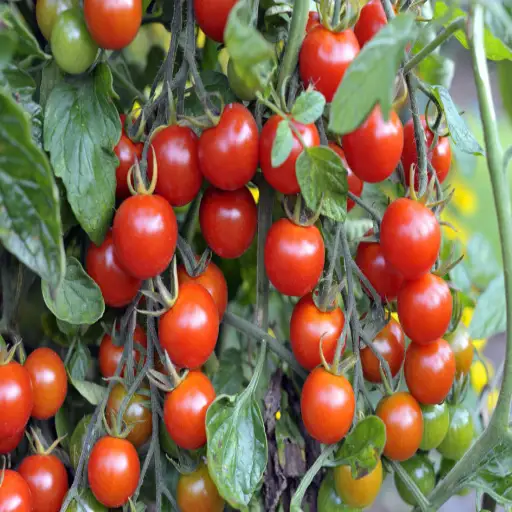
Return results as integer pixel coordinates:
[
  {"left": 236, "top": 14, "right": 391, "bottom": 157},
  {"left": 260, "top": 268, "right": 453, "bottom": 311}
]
[
  {"left": 419, "top": 402, "right": 450, "bottom": 451},
  {"left": 36, "top": 0, "right": 79, "bottom": 40},
  {"left": 446, "top": 324, "right": 473, "bottom": 377},
  {"left": 265, "top": 219, "right": 325, "bottom": 297},
  {"left": 301, "top": 367, "right": 355, "bottom": 444},
  {"left": 177, "top": 464, "right": 225, "bottom": 512},
  {"left": 193, "top": 0, "right": 237, "bottom": 43},
  {"left": 437, "top": 404, "right": 474, "bottom": 461},
  {"left": 114, "top": 134, "right": 139, "bottom": 200},
  {"left": 0, "top": 470, "right": 32, "bottom": 512},
  {"left": 394, "top": 454, "right": 435, "bottom": 506},
  {"left": 397, "top": 273, "right": 453, "bottom": 345},
  {"left": 227, "top": 60, "right": 257, "bottom": 101},
  {"left": 354, "top": 0, "right": 387, "bottom": 47},
  {"left": 0, "top": 430, "right": 24, "bottom": 455}
]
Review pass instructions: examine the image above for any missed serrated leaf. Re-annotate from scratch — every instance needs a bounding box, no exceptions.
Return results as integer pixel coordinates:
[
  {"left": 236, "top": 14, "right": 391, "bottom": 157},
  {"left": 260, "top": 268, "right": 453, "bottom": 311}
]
[
  {"left": 68, "top": 342, "right": 91, "bottom": 381},
  {"left": 470, "top": 274, "right": 506, "bottom": 339},
  {"left": 271, "top": 119, "right": 294, "bottom": 168},
  {"left": 291, "top": 90, "right": 326, "bottom": 125},
  {"left": 70, "top": 378, "right": 106, "bottom": 405}
]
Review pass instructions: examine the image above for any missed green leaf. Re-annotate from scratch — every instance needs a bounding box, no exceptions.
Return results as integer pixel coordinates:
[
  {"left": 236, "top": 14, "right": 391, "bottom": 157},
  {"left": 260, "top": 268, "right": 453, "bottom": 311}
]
[
  {"left": 70, "top": 415, "right": 93, "bottom": 469},
  {"left": 296, "top": 146, "right": 348, "bottom": 222},
  {"left": 212, "top": 348, "right": 246, "bottom": 395},
  {"left": 44, "top": 63, "right": 120, "bottom": 244},
  {"left": 40, "top": 60, "right": 63, "bottom": 110},
  {"left": 55, "top": 407, "right": 72, "bottom": 450},
  {"left": 70, "top": 378, "right": 106, "bottom": 405},
  {"left": 291, "top": 90, "right": 326, "bottom": 125},
  {"left": 417, "top": 52, "right": 455, "bottom": 89},
  {"left": 271, "top": 119, "right": 294, "bottom": 168},
  {"left": 0, "top": 90, "right": 64, "bottom": 288},
  {"left": 68, "top": 342, "right": 91, "bottom": 381},
  {"left": 329, "top": 13, "right": 417, "bottom": 135},
  {"left": 464, "top": 233, "right": 501, "bottom": 291},
  {"left": 470, "top": 274, "right": 506, "bottom": 339},
  {"left": 498, "top": 60, "right": 512, "bottom": 127},
  {"left": 42, "top": 257, "right": 105, "bottom": 325},
  {"left": 0, "top": 30, "right": 17, "bottom": 69}
]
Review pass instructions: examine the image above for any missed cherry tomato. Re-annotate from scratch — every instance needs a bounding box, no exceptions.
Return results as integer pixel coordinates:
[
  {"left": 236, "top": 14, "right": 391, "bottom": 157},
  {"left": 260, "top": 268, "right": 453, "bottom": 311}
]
[
  {"left": 290, "top": 293, "right": 345, "bottom": 370},
  {"left": 437, "top": 404, "right": 474, "bottom": 461},
  {"left": 36, "top": 0, "right": 78, "bottom": 40},
  {"left": 265, "top": 219, "right": 325, "bottom": 297},
  {"left": 299, "top": 26, "right": 360, "bottom": 102},
  {"left": 193, "top": 0, "right": 237, "bottom": 42},
  {"left": 198, "top": 104, "right": 258, "bottom": 191},
  {"left": 114, "top": 134, "right": 138, "bottom": 199},
  {"left": 84, "top": 0, "right": 142, "bottom": 50},
  {"left": 306, "top": 11, "right": 321, "bottom": 33},
  {"left": 328, "top": 144, "right": 364, "bottom": 212},
  {"left": 397, "top": 273, "right": 453, "bottom": 344},
  {"left": 51, "top": 8, "right": 99, "bottom": 75},
  {"left": 106, "top": 383, "right": 152, "bottom": 448},
  {"left": 419, "top": 402, "right": 450, "bottom": 451},
  {"left": 199, "top": 186, "right": 257, "bottom": 259},
  {"left": 354, "top": 0, "right": 387, "bottom": 47},
  {"left": 88, "top": 436, "right": 140, "bottom": 508},
  {"left": 67, "top": 490, "right": 107, "bottom": 512},
  {"left": 317, "top": 471, "right": 345, "bottom": 512},
  {"left": 446, "top": 324, "right": 473, "bottom": 377},
  {"left": 394, "top": 454, "right": 435, "bottom": 506},
  {"left": 361, "top": 318, "right": 405, "bottom": 383},
  {"left": 148, "top": 125, "right": 203, "bottom": 206},
  {"left": 177, "top": 261, "right": 228, "bottom": 319},
  {"left": 380, "top": 198, "right": 441, "bottom": 280},
  {"left": 301, "top": 367, "right": 355, "bottom": 444},
  {"left": 177, "top": 464, "right": 225, "bottom": 512},
  {"left": 0, "top": 430, "right": 24, "bottom": 455},
  {"left": 342, "top": 106, "right": 404, "bottom": 183},
  {"left": 260, "top": 115, "right": 320, "bottom": 194},
  {"left": 0, "top": 361, "right": 33, "bottom": 438},
  {"left": 113, "top": 194, "right": 178, "bottom": 280},
  {"left": 355, "top": 241, "right": 404, "bottom": 300},
  {"left": 227, "top": 60, "right": 257, "bottom": 102},
  {"left": 376, "top": 392, "right": 423, "bottom": 461},
  {"left": 334, "top": 459, "right": 383, "bottom": 509},
  {"left": 98, "top": 324, "right": 147, "bottom": 379},
  {"left": 0, "top": 470, "right": 32, "bottom": 512},
  {"left": 163, "top": 371, "right": 216, "bottom": 450},
  {"left": 19, "top": 454, "right": 69, "bottom": 512}
]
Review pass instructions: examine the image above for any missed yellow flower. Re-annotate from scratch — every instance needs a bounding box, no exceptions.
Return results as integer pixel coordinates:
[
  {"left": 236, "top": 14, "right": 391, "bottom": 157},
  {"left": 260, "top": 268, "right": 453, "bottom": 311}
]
[
  {"left": 451, "top": 180, "right": 477, "bottom": 216},
  {"left": 487, "top": 389, "right": 499, "bottom": 413},
  {"left": 470, "top": 357, "right": 494, "bottom": 394}
]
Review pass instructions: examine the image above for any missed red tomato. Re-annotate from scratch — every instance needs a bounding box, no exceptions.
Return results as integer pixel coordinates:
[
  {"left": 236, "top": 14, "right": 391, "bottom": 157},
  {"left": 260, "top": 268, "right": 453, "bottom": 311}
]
[
  {"left": 405, "top": 338, "right": 456, "bottom": 405},
  {"left": 147, "top": 125, "right": 202, "bottom": 206},
  {"left": 380, "top": 198, "right": 441, "bottom": 280},
  {"left": 306, "top": 11, "right": 321, "bottom": 33},
  {"left": 113, "top": 194, "right": 178, "bottom": 280},
  {"left": 198, "top": 104, "right": 259, "bottom": 191},
  {"left": 299, "top": 26, "right": 360, "bottom": 102},
  {"left": 354, "top": 0, "right": 387, "bottom": 47},
  {"left": 397, "top": 273, "right": 453, "bottom": 345},
  {"left": 88, "top": 436, "right": 140, "bottom": 508},
  {"left": 193, "top": 0, "right": 237, "bottom": 42},
  {"left": 376, "top": 392, "right": 423, "bottom": 461},
  {"left": 19, "top": 454, "right": 69, "bottom": 512},
  {"left": 0, "top": 470, "right": 32, "bottom": 512},
  {"left": 0, "top": 361, "right": 33, "bottom": 438},
  {"left": 301, "top": 367, "right": 355, "bottom": 444},
  {"left": 86, "top": 230, "right": 142, "bottom": 308},
  {"left": 199, "top": 186, "right": 257, "bottom": 259},
  {"left": 159, "top": 283, "right": 219, "bottom": 369},
  {"left": 265, "top": 219, "right": 325, "bottom": 297},
  {"left": 361, "top": 318, "right": 405, "bottom": 383},
  {"left": 290, "top": 293, "right": 345, "bottom": 370},
  {"left": 114, "top": 134, "right": 138, "bottom": 199},
  {"left": 84, "top": 0, "right": 141, "bottom": 50},
  {"left": 163, "top": 371, "right": 216, "bottom": 450},
  {"left": 0, "top": 430, "right": 24, "bottom": 455},
  {"left": 260, "top": 115, "right": 320, "bottom": 194}
]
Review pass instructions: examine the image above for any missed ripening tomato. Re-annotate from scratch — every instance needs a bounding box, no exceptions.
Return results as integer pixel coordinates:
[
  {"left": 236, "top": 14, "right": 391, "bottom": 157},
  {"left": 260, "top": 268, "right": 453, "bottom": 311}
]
[
  {"left": 84, "top": 0, "right": 142, "bottom": 50},
  {"left": 36, "top": 0, "right": 79, "bottom": 40},
  {"left": 148, "top": 125, "right": 202, "bottom": 206},
  {"left": 376, "top": 392, "right": 423, "bottom": 461},
  {"left": 446, "top": 324, "right": 473, "bottom": 377},
  {"left": 19, "top": 454, "right": 69, "bottom": 512},
  {"left": 0, "top": 430, "right": 24, "bottom": 455},
  {"left": 199, "top": 186, "right": 257, "bottom": 259},
  {"left": 306, "top": 11, "right": 321, "bottom": 33},
  {"left": 177, "top": 464, "right": 225, "bottom": 512},
  {"left": 88, "top": 436, "right": 140, "bottom": 508},
  {"left": 397, "top": 273, "right": 453, "bottom": 345},
  {"left": 437, "top": 404, "right": 474, "bottom": 461},
  {"left": 361, "top": 318, "right": 405, "bottom": 383},
  {"left": 419, "top": 402, "right": 450, "bottom": 451},
  {"left": 342, "top": 106, "right": 404, "bottom": 183},
  {"left": 193, "top": 0, "right": 237, "bottom": 42},
  {"left": 163, "top": 371, "right": 216, "bottom": 450},
  {"left": 113, "top": 194, "right": 178, "bottom": 280},
  {"left": 299, "top": 26, "right": 360, "bottom": 102},
  {"left": 260, "top": 115, "right": 320, "bottom": 194},
  {"left": 159, "top": 283, "right": 219, "bottom": 369},
  {"left": 394, "top": 454, "right": 435, "bottom": 506},
  {"left": 290, "top": 293, "right": 345, "bottom": 370},
  {"left": 301, "top": 367, "right": 355, "bottom": 444},
  {"left": 380, "top": 198, "right": 441, "bottom": 280},
  {"left": 354, "top": 0, "right": 387, "bottom": 47},
  {"left": 0, "top": 470, "right": 32, "bottom": 512},
  {"left": 265, "top": 219, "right": 325, "bottom": 297}
]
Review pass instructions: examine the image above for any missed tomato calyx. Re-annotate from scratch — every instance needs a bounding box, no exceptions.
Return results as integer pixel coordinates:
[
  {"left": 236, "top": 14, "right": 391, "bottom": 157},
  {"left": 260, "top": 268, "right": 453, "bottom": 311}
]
[
  {"left": 26, "top": 427, "right": 65, "bottom": 457},
  {"left": 138, "top": 259, "right": 179, "bottom": 316},
  {"left": 149, "top": 351, "right": 187, "bottom": 392},
  {"left": 176, "top": 238, "right": 212, "bottom": 278},
  {"left": 0, "top": 341, "right": 21, "bottom": 366},
  {"left": 126, "top": 146, "right": 158, "bottom": 196},
  {"left": 283, "top": 194, "right": 323, "bottom": 227},
  {"left": 318, "top": 0, "right": 360, "bottom": 32}
]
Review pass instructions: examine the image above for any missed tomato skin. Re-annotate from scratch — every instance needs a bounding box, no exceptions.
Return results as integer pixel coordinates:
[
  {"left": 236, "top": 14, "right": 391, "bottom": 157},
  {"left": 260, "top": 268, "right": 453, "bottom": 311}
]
[
  {"left": 0, "top": 361, "right": 33, "bottom": 438},
  {"left": 88, "top": 436, "right": 140, "bottom": 508},
  {"left": 419, "top": 402, "right": 450, "bottom": 451},
  {"left": 446, "top": 324, "right": 473, "bottom": 377},
  {"left": 113, "top": 194, "right": 178, "bottom": 280},
  {"left": 380, "top": 198, "right": 441, "bottom": 280},
  {"left": 306, "top": 11, "right": 321, "bottom": 33},
  {"left": 199, "top": 186, "right": 257, "bottom": 259},
  {"left": 301, "top": 367, "right": 355, "bottom": 444},
  {"left": 36, "top": 0, "right": 78, "bottom": 40},
  {"left": 290, "top": 294, "right": 345, "bottom": 370},
  {"left": 376, "top": 392, "right": 423, "bottom": 461},
  {"left": 18, "top": 454, "right": 69, "bottom": 512},
  {"left": 177, "top": 464, "right": 225, "bottom": 512},
  {"left": 84, "top": 0, "right": 142, "bottom": 50},
  {"left": 260, "top": 115, "right": 320, "bottom": 194},
  {"left": 394, "top": 454, "right": 435, "bottom": 506},
  {"left": 0, "top": 430, "right": 24, "bottom": 455},
  {"left": 265, "top": 219, "right": 325, "bottom": 297},
  {"left": 361, "top": 318, "right": 405, "bottom": 383},
  {"left": 354, "top": 0, "right": 387, "bottom": 47},
  {"left": 437, "top": 404, "right": 474, "bottom": 461},
  {"left": 398, "top": 273, "right": 453, "bottom": 345},
  {"left": 0, "top": 470, "right": 33, "bottom": 512},
  {"left": 86, "top": 231, "right": 142, "bottom": 308},
  {"left": 114, "top": 134, "right": 138, "bottom": 199},
  {"left": 334, "top": 459, "right": 383, "bottom": 508},
  {"left": 159, "top": 283, "right": 219, "bottom": 369},
  {"left": 193, "top": 0, "right": 237, "bottom": 42},
  {"left": 164, "top": 371, "right": 216, "bottom": 450}
]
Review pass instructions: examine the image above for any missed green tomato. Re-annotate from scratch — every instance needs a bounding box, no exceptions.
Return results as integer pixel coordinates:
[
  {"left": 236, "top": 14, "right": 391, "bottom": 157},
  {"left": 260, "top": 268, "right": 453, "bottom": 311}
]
[
  {"left": 227, "top": 59, "right": 257, "bottom": 102},
  {"left": 394, "top": 454, "right": 436, "bottom": 506},
  {"left": 420, "top": 402, "right": 450, "bottom": 451},
  {"left": 66, "top": 490, "right": 107, "bottom": 512},
  {"left": 51, "top": 8, "right": 99, "bottom": 75},
  {"left": 70, "top": 414, "right": 93, "bottom": 470},
  {"left": 437, "top": 405, "right": 474, "bottom": 461},
  {"left": 36, "top": 0, "right": 79, "bottom": 41},
  {"left": 438, "top": 458, "right": 470, "bottom": 496},
  {"left": 318, "top": 471, "right": 359, "bottom": 512}
]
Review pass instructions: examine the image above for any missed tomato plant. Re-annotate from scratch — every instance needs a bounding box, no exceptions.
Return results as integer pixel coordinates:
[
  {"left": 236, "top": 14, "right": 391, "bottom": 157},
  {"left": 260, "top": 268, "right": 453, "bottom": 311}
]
[
  {"left": 437, "top": 405, "right": 474, "bottom": 461},
  {"left": 334, "top": 459, "right": 383, "bottom": 508},
  {"left": 36, "top": 0, "right": 79, "bottom": 40},
  {"left": 177, "top": 464, "right": 225, "bottom": 512},
  {"left": 394, "top": 455, "right": 436, "bottom": 506},
  {"left": 419, "top": 402, "right": 450, "bottom": 451},
  {"left": 354, "top": 0, "right": 388, "bottom": 47},
  {"left": 0, "top": 470, "right": 33, "bottom": 512},
  {"left": 328, "top": 143, "right": 363, "bottom": 212}
]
